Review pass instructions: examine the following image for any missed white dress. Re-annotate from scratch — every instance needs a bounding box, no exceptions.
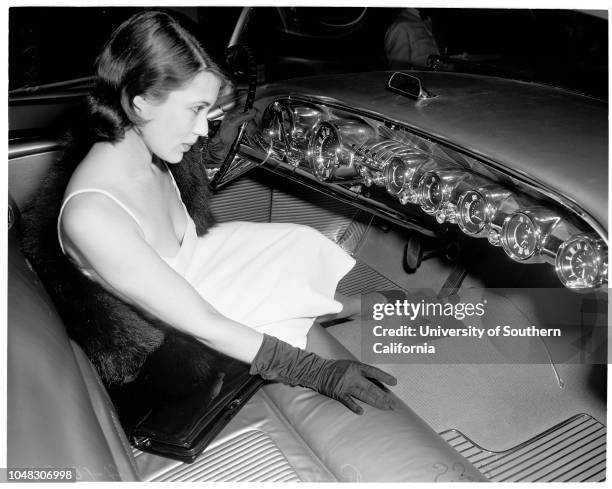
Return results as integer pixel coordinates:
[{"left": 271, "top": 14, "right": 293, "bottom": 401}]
[{"left": 57, "top": 176, "right": 355, "bottom": 349}]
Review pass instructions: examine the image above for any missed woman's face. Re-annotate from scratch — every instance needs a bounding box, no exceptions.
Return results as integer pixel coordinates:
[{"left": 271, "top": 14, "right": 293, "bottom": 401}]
[{"left": 134, "top": 71, "right": 222, "bottom": 164}]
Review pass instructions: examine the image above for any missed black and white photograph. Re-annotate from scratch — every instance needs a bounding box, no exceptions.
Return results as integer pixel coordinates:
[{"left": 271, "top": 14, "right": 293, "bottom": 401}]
[{"left": 5, "top": 2, "right": 609, "bottom": 483}]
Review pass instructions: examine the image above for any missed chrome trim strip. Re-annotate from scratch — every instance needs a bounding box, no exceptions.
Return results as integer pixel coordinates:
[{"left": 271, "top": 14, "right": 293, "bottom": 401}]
[
  {"left": 9, "top": 92, "right": 88, "bottom": 104},
  {"left": 269, "top": 94, "right": 607, "bottom": 243},
  {"left": 9, "top": 139, "right": 62, "bottom": 159},
  {"left": 9, "top": 76, "right": 94, "bottom": 96}
]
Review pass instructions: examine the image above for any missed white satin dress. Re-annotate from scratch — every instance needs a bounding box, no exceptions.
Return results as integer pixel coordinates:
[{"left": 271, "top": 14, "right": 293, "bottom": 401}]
[{"left": 57, "top": 172, "right": 355, "bottom": 349}]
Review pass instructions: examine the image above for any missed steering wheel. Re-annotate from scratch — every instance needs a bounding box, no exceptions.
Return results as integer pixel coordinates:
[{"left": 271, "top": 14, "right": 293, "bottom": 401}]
[{"left": 209, "top": 45, "right": 258, "bottom": 190}]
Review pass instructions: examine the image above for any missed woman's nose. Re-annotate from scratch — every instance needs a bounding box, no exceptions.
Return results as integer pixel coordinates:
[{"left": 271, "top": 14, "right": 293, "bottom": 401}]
[{"left": 193, "top": 113, "right": 209, "bottom": 137}]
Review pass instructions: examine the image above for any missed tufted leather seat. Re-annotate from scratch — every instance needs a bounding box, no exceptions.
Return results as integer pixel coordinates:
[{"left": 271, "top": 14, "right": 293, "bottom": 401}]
[{"left": 7, "top": 190, "right": 485, "bottom": 482}]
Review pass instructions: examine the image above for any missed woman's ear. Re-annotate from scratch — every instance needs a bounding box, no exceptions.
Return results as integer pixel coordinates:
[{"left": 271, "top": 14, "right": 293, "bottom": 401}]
[{"left": 133, "top": 95, "right": 152, "bottom": 119}]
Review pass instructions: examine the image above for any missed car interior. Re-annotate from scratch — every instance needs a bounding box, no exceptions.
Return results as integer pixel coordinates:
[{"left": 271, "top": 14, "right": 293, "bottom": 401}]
[
  {"left": 9, "top": 143, "right": 489, "bottom": 482},
  {"left": 8, "top": 142, "right": 607, "bottom": 482},
  {"left": 7, "top": 6, "right": 608, "bottom": 483}
]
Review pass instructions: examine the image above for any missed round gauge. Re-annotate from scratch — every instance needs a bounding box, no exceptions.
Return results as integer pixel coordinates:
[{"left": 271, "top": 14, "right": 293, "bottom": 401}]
[
  {"left": 309, "top": 122, "right": 341, "bottom": 181},
  {"left": 384, "top": 157, "right": 411, "bottom": 195},
  {"left": 458, "top": 190, "right": 488, "bottom": 235},
  {"left": 555, "top": 235, "right": 606, "bottom": 289},
  {"left": 502, "top": 213, "right": 539, "bottom": 260},
  {"left": 418, "top": 172, "right": 443, "bottom": 213}
]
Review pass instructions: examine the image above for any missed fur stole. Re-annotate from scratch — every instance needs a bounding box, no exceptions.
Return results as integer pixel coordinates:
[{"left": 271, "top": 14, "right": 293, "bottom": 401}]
[{"left": 20, "top": 142, "right": 243, "bottom": 417}]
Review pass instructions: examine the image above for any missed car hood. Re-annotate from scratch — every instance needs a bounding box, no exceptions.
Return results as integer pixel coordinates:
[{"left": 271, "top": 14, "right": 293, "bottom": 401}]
[{"left": 259, "top": 71, "right": 608, "bottom": 231}]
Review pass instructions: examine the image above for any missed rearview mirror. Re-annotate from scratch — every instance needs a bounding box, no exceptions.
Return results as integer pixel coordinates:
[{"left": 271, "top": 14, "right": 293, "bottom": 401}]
[{"left": 386, "top": 72, "right": 435, "bottom": 100}]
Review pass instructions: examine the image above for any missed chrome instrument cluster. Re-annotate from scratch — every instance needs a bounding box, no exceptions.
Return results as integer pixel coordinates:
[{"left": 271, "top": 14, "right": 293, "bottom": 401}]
[{"left": 256, "top": 98, "right": 608, "bottom": 291}]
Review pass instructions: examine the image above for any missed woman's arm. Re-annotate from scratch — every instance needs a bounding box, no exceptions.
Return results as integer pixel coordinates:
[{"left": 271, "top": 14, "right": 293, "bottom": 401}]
[
  {"left": 60, "top": 192, "right": 264, "bottom": 363},
  {"left": 61, "top": 193, "right": 397, "bottom": 414}
]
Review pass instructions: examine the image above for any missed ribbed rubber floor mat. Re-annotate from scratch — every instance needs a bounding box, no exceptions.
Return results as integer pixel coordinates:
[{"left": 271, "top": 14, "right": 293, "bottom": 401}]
[
  {"left": 337, "top": 261, "right": 401, "bottom": 296},
  {"left": 335, "top": 212, "right": 373, "bottom": 255},
  {"left": 209, "top": 173, "right": 373, "bottom": 256},
  {"left": 270, "top": 188, "right": 360, "bottom": 242},
  {"left": 209, "top": 176, "right": 272, "bottom": 223},
  {"left": 440, "top": 414, "right": 606, "bottom": 482},
  {"left": 147, "top": 430, "right": 301, "bottom": 482}
]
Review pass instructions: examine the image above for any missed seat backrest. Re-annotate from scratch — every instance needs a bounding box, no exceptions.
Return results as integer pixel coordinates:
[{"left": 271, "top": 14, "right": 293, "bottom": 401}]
[{"left": 7, "top": 204, "right": 139, "bottom": 481}]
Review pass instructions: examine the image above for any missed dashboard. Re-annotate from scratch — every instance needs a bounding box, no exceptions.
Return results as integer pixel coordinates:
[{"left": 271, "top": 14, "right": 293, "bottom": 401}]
[{"left": 243, "top": 96, "right": 608, "bottom": 291}]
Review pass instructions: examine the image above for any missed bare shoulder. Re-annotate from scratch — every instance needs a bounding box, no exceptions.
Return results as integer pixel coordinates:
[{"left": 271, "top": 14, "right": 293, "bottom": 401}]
[
  {"left": 60, "top": 191, "right": 143, "bottom": 252},
  {"left": 60, "top": 144, "right": 143, "bottom": 251},
  {"left": 64, "top": 142, "right": 127, "bottom": 196}
]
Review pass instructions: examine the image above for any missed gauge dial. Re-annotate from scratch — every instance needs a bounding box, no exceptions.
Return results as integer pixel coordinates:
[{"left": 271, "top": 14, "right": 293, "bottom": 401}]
[
  {"left": 502, "top": 213, "right": 539, "bottom": 260},
  {"left": 384, "top": 157, "right": 411, "bottom": 195},
  {"left": 418, "top": 172, "right": 443, "bottom": 213},
  {"left": 458, "top": 190, "right": 487, "bottom": 235},
  {"left": 309, "top": 122, "right": 341, "bottom": 181},
  {"left": 555, "top": 235, "right": 606, "bottom": 289}
]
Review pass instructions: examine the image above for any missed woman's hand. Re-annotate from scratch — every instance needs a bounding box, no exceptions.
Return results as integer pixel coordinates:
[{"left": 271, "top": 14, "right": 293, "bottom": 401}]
[
  {"left": 250, "top": 334, "right": 397, "bottom": 414},
  {"left": 315, "top": 360, "right": 398, "bottom": 414}
]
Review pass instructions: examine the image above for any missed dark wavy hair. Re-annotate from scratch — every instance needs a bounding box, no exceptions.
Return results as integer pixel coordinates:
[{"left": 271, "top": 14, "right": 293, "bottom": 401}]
[{"left": 88, "top": 10, "right": 231, "bottom": 142}]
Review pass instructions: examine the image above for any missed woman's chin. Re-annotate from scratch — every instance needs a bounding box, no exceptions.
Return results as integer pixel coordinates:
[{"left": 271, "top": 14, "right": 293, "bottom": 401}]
[{"left": 164, "top": 152, "right": 184, "bottom": 164}]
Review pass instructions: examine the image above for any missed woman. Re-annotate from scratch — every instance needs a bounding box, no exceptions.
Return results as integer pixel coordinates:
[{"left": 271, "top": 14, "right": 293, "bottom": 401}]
[{"left": 57, "top": 10, "right": 396, "bottom": 415}]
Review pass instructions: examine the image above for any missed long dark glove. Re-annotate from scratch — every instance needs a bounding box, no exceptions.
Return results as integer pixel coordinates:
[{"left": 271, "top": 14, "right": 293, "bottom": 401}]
[
  {"left": 250, "top": 334, "right": 398, "bottom": 415},
  {"left": 207, "top": 107, "right": 256, "bottom": 165}
]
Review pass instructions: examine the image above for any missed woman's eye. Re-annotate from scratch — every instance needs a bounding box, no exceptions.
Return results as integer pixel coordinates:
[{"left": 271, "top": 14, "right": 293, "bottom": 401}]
[{"left": 191, "top": 106, "right": 206, "bottom": 114}]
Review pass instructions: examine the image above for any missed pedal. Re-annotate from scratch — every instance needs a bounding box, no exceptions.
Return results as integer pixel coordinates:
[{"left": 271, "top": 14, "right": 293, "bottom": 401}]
[
  {"left": 403, "top": 235, "right": 423, "bottom": 272},
  {"left": 438, "top": 251, "right": 469, "bottom": 300}
]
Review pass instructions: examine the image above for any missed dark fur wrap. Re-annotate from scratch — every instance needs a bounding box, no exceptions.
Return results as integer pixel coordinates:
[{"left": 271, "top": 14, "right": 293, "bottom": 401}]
[{"left": 20, "top": 141, "right": 241, "bottom": 414}]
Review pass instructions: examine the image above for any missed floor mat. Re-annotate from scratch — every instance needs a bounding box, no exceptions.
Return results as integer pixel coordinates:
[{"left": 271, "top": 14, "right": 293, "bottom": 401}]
[
  {"left": 326, "top": 277, "right": 606, "bottom": 451},
  {"left": 336, "top": 261, "right": 401, "bottom": 296},
  {"left": 327, "top": 318, "right": 606, "bottom": 451},
  {"left": 441, "top": 414, "right": 606, "bottom": 482}
]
